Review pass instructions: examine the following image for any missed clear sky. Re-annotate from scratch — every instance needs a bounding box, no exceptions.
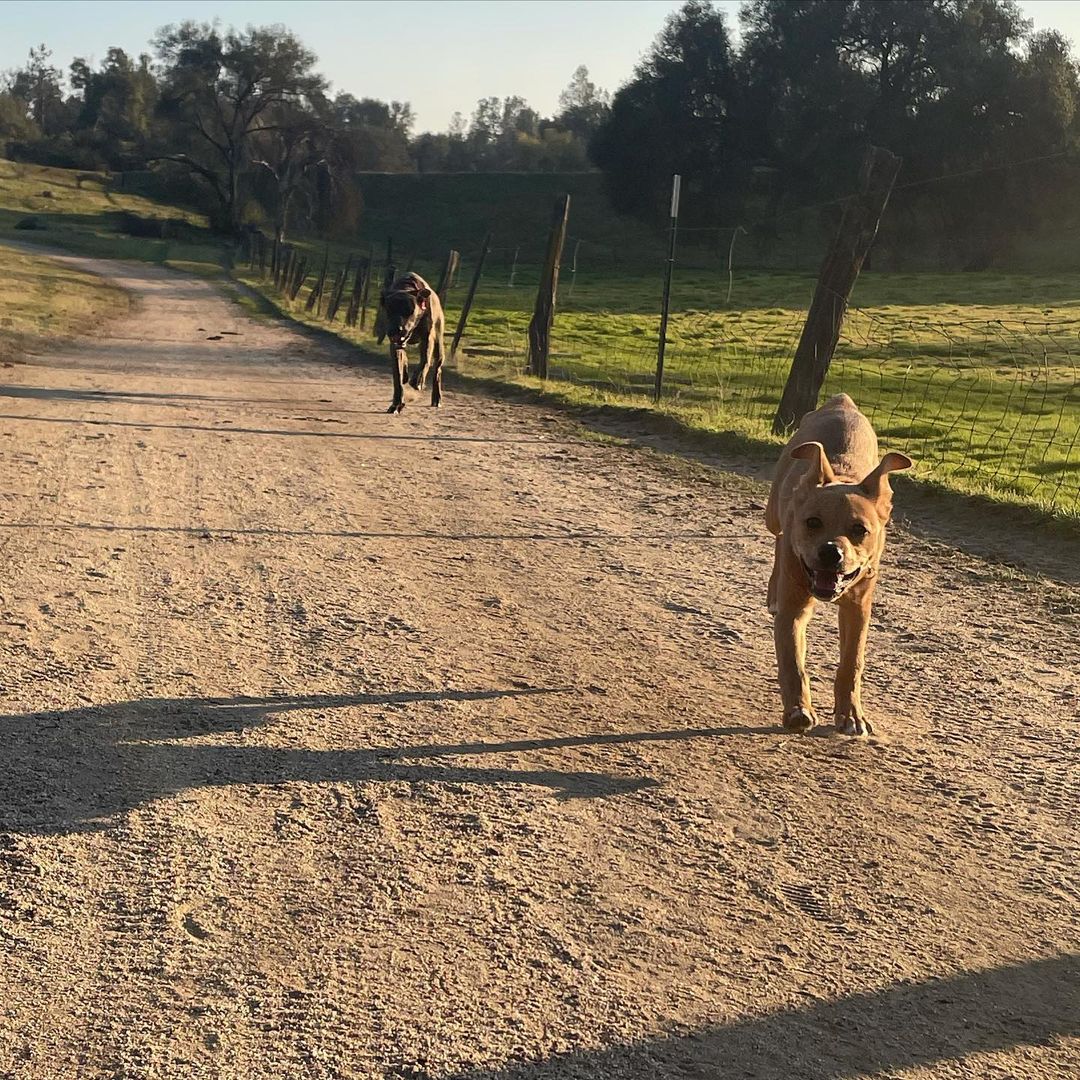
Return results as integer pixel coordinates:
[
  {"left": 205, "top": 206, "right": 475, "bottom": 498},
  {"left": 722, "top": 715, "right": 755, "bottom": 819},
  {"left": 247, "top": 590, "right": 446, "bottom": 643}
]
[{"left": 2, "top": 1, "right": 1077, "bottom": 134}]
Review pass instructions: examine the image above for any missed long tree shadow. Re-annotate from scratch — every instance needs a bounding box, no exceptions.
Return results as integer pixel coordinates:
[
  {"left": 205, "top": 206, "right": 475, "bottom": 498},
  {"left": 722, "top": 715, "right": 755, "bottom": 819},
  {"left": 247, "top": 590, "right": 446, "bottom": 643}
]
[
  {"left": 443, "top": 953, "right": 1079, "bottom": 1080},
  {"left": 0, "top": 689, "right": 772, "bottom": 835}
]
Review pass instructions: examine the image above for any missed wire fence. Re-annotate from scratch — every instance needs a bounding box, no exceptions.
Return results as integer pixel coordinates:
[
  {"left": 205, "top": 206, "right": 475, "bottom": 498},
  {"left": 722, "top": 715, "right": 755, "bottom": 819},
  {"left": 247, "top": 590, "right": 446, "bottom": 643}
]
[{"left": 242, "top": 227, "right": 1080, "bottom": 519}]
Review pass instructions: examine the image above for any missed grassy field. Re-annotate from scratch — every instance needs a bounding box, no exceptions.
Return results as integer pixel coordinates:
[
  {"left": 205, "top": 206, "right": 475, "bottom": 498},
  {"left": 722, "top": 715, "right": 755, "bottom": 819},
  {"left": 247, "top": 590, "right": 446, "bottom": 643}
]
[
  {"left": 0, "top": 159, "right": 225, "bottom": 277},
  {"left": 0, "top": 244, "right": 129, "bottom": 364}
]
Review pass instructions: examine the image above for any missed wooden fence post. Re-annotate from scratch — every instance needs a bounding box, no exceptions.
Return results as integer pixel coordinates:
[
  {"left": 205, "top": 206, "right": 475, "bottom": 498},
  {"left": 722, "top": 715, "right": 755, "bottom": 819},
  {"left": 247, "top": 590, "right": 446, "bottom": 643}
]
[
  {"left": 306, "top": 248, "right": 329, "bottom": 313},
  {"left": 280, "top": 247, "right": 296, "bottom": 293},
  {"left": 528, "top": 195, "right": 570, "bottom": 379},
  {"left": 773, "top": 145, "right": 901, "bottom": 433},
  {"left": 374, "top": 262, "right": 397, "bottom": 344},
  {"left": 654, "top": 175, "right": 681, "bottom": 403},
  {"left": 345, "top": 256, "right": 368, "bottom": 327},
  {"left": 360, "top": 245, "right": 375, "bottom": 328},
  {"left": 436, "top": 249, "right": 460, "bottom": 303},
  {"left": 450, "top": 231, "right": 493, "bottom": 362},
  {"left": 327, "top": 255, "right": 352, "bottom": 322},
  {"left": 289, "top": 257, "right": 308, "bottom": 301}
]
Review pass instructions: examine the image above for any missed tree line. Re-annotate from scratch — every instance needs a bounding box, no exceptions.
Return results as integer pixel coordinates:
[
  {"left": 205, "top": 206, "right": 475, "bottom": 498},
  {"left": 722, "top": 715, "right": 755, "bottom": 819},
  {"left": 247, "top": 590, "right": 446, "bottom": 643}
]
[
  {"left": 593, "top": 0, "right": 1080, "bottom": 263},
  {"left": 0, "top": 24, "right": 609, "bottom": 236},
  {"left": 3, "top": 1, "right": 1078, "bottom": 262}
]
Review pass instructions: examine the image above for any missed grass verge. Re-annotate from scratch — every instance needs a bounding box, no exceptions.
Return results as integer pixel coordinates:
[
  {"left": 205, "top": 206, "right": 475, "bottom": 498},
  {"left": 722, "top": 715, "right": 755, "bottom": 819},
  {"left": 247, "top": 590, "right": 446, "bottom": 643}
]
[{"left": 0, "top": 244, "right": 130, "bottom": 364}]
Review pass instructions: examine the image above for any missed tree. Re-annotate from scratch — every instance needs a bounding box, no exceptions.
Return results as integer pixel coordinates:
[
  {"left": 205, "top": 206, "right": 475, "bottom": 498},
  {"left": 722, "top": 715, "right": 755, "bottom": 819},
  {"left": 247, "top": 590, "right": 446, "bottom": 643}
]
[
  {"left": 0, "top": 92, "right": 37, "bottom": 144},
  {"left": 154, "top": 22, "right": 325, "bottom": 232},
  {"left": 250, "top": 101, "right": 327, "bottom": 242},
  {"left": 9, "top": 45, "right": 65, "bottom": 136},
  {"left": 69, "top": 49, "right": 158, "bottom": 167},
  {"left": 556, "top": 66, "right": 610, "bottom": 140},
  {"left": 329, "top": 93, "right": 414, "bottom": 171},
  {"left": 591, "top": 1, "right": 745, "bottom": 220}
]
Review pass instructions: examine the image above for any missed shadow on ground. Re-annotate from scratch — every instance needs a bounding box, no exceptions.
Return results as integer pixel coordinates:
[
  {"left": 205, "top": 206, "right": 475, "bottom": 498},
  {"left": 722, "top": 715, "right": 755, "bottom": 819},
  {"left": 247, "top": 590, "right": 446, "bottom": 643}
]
[
  {"left": 1, "top": 689, "right": 775, "bottom": 834},
  {"left": 444, "top": 952, "right": 1078, "bottom": 1080}
]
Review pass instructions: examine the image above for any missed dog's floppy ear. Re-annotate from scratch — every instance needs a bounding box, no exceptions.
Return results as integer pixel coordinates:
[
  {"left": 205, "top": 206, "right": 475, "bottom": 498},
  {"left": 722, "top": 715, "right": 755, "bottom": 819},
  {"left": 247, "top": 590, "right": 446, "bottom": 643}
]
[
  {"left": 859, "top": 452, "right": 913, "bottom": 501},
  {"left": 790, "top": 441, "right": 836, "bottom": 487},
  {"left": 416, "top": 288, "right": 431, "bottom": 311}
]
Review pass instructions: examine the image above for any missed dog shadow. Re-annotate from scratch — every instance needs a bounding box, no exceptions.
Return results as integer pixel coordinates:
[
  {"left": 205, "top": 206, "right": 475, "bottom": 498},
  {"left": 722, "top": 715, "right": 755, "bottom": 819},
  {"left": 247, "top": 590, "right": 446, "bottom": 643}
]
[{"left": 1, "top": 689, "right": 773, "bottom": 835}]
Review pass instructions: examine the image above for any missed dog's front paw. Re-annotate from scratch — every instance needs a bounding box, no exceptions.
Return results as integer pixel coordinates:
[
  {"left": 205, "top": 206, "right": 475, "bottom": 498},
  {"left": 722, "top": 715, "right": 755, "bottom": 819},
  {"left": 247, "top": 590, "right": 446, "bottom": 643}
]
[
  {"left": 834, "top": 710, "right": 874, "bottom": 737},
  {"left": 782, "top": 705, "right": 817, "bottom": 733},
  {"left": 387, "top": 402, "right": 405, "bottom": 414}
]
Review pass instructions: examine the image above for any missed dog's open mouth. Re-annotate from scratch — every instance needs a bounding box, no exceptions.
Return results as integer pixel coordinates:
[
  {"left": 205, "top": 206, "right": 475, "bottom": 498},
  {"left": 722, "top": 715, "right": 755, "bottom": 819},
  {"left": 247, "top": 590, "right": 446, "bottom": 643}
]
[{"left": 803, "top": 562, "right": 862, "bottom": 600}]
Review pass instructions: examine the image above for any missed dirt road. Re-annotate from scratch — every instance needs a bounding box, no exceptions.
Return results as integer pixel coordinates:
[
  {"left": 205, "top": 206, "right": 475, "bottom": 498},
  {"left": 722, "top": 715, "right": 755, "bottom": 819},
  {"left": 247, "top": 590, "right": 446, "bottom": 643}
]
[{"left": 0, "top": 253, "right": 1076, "bottom": 1079}]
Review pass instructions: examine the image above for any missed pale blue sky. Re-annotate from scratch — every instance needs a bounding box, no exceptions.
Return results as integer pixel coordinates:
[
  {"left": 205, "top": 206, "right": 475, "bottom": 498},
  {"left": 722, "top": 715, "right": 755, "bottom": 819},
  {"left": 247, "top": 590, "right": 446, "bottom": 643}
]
[{"left": 2, "top": 1, "right": 1077, "bottom": 133}]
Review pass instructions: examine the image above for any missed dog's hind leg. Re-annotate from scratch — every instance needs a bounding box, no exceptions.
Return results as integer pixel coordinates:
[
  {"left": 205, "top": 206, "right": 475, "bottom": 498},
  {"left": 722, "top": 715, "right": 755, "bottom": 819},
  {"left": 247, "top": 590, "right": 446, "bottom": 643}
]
[
  {"left": 774, "top": 596, "right": 817, "bottom": 731},
  {"left": 834, "top": 581, "right": 875, "bottom": 736},
  {"left": 430, "top": 324, "right": 445, "bottom": 407},
  {"left": 388, "top": 347, "right": 407, "bottom": 413}
]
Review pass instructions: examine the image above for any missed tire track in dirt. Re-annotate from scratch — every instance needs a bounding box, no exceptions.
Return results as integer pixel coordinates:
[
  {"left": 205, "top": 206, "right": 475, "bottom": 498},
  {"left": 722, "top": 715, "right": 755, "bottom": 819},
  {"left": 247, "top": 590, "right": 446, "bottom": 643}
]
[{"left": 0, "top": 251, "right": 1075, "bottom": 1079}]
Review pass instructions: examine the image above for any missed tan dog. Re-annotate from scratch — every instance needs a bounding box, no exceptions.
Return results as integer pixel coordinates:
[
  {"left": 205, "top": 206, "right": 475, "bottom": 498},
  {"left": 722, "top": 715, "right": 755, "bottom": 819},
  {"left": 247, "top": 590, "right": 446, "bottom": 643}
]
[{"left": 765, "top": 394, "right": 912, "bottom": 735}]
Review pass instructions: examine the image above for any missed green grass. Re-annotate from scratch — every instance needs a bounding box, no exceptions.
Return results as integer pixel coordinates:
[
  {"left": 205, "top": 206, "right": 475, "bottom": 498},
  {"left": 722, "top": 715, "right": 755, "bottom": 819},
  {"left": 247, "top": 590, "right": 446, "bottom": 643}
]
[
  {"left": 0, "top": 158, "right": 227, "bottom": 277},
  {"left": 0, "top": 244, "right": 130, "bottom": 362}
]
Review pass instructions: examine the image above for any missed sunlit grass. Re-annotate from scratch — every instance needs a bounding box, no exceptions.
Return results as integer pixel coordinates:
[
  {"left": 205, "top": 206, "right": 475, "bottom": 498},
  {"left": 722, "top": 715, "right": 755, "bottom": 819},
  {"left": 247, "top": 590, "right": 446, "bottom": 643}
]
[
  {"left": 0, "top": 158, "right": 225, "bottom": 277},
  {"left": 0, "top": 245, "right": 129, "bottom": 362}
]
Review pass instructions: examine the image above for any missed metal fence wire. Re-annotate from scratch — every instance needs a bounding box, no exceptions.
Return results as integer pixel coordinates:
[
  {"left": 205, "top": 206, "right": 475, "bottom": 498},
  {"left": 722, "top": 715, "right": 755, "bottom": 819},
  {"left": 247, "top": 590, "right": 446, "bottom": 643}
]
[{"left": 246, "top": 232, "right": 1080, "bottom": 518}]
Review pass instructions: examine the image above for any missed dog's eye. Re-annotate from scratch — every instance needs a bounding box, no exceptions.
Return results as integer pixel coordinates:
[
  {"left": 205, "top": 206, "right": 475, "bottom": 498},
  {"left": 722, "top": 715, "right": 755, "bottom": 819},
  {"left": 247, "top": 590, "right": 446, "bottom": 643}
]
[
  {"left": 850, "top": 523, "right": 869, "bottom": 541},
  {"left": 805, "top": 516, "right": 822, "bottom": 530}
]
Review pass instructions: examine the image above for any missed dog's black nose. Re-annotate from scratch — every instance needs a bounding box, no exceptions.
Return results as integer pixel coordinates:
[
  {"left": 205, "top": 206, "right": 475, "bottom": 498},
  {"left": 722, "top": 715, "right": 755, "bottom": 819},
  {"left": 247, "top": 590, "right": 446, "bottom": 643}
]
[{"left": 819, "top": 542, "right": 843, "bottom": 567}]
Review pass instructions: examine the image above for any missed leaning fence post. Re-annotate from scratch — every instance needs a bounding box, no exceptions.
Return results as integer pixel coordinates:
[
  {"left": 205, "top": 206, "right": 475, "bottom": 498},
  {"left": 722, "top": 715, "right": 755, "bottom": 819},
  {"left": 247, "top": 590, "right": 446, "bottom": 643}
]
[
  {"left": 360, "top": 244, "right": 375, "bottom": 328},
  {"left": 726, "top": 225, "right": 746, "bottom": 306},
  {"left": 327, "top": 255, "right": 352, "bottom": 322},
  {"left": 654, "top": 174, "right": 681, "bottom": 403},
  {"left": 772, "top": 145, "right": 901, "bottom": 433},
  {"left": 507, "top": 246, "right": 519, "bottom": 288},
  {"left": 450, "top": 231, "right": 493, "bottom": 362},
  {"left": 345, "top": 256, "right": 367, "bottom": 327},
  {"left": 528, "top": 195, "right": 571, "bottom": 379},
  {"left": 289, "top": 256, "right": 308, "bottom": 301},
  {"left": 436, "top": 249, "right": 460, "bottom": 302},
  {"left": 306, "top": 248, "right": 329, "bottom": 313}
]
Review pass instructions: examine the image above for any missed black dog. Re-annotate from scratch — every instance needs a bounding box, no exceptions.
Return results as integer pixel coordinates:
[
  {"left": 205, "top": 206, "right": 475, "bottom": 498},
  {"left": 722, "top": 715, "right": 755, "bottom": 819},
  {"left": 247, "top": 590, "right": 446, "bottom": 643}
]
[{"left": 379, "top": 273, "right": 446, "bottom": 413}]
